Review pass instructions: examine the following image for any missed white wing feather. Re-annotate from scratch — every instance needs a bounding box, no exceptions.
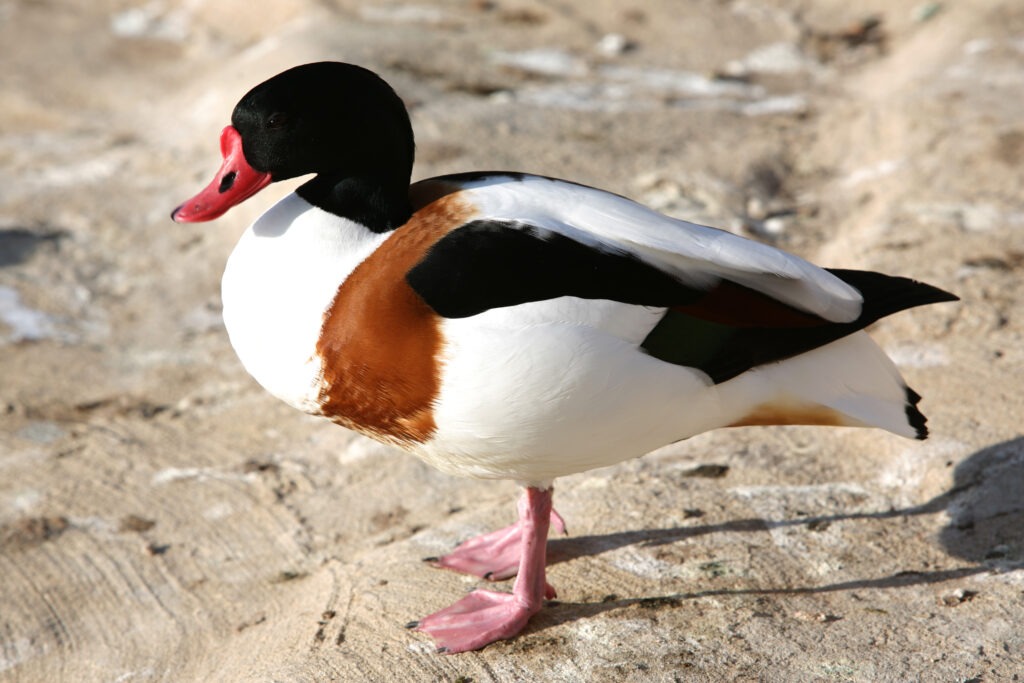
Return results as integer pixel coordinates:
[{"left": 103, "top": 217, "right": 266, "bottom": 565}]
[{"left": 457, "top": 174, "right": 863, "bottom": 322}]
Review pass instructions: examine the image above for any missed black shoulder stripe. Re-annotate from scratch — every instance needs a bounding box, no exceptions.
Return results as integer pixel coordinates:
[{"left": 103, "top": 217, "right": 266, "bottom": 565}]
[{"left": 406, "top": 219, "right": 705, "bottom": 319}]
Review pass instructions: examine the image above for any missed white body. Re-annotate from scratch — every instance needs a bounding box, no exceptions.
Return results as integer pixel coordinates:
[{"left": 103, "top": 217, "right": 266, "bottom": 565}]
[{"left": 221, "top": 176, "right": 916, "bottom": 485}]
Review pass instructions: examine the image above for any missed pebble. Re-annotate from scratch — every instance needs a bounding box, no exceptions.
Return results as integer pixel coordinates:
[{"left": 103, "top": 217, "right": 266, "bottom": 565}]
[{"left": 596, "top": 33, "right": 631, "bottom": 57}]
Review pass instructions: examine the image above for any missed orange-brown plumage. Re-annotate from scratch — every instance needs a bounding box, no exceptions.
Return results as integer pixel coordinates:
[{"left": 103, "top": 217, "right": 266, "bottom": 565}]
[
  {"left": 315, "top": 192, "right": 476, "bottom": 446},
  {"left": 727, "top": 401, "right": 856, "bottom": 428},
  {"left": 673, "top": 279, "right": 826, "bottom": 328}
]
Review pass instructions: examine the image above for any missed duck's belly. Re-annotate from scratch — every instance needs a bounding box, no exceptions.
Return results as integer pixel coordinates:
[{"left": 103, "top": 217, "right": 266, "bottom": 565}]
[{"left": 410, "top": 300, "right": 719, "bottom": 483}]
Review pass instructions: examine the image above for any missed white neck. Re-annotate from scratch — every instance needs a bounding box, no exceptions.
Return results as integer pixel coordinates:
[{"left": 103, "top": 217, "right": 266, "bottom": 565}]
[{"left": 220, "top": 193, "right": 389, "bottom": 412}]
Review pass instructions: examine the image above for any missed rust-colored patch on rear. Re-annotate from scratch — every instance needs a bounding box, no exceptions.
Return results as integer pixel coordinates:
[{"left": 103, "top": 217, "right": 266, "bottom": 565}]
[
  {"left": 728, "top": 401, "right": 855, "bottom": 428},
  {"left": 674, "top": 280, "right": 828, "bottom": 328},
  {"left": 315, "top": 192, "right": 476, "bottom": 446}
]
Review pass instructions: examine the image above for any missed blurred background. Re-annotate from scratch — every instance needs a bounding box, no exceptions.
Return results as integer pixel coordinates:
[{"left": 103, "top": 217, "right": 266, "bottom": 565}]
[{"left": 1, "top": 1, "right": 1022, "bottom": 680}]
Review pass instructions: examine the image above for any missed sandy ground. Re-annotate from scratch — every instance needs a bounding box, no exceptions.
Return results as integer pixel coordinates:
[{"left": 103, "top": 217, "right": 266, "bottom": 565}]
[{"left": 2, "top": 1, "right": 1023, "bottom": 680}]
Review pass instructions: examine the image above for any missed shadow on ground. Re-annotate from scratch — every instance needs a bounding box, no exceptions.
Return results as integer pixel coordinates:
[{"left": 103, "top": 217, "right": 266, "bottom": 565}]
[
  {"left": 540, "top": 437, "right": 1024, "bottom": 627},
  {"left": 0, "top": 227, "right": 67, "bottom": 268}
]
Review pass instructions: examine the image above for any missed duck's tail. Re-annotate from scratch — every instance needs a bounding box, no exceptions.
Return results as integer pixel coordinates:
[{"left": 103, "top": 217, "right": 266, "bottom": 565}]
[{"left": 720, "top": 330, "right": 929, "bottom": 439}]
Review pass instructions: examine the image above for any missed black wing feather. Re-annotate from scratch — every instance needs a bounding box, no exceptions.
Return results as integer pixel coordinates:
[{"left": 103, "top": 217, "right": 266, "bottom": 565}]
[{"left": 406, "top": 219, "right": 705, "bottom": 319}]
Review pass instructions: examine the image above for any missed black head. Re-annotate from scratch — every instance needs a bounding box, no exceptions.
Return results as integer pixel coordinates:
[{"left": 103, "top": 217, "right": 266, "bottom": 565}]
[
  {"left": 231, "top": 62, "right": 415, "bottom": 185},
  {"left": 172, "top": 62, "right": 416, "bottom": 230}
]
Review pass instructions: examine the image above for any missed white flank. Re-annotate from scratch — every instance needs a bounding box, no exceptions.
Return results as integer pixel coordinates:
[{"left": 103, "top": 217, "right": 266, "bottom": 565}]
[
  {"left": 414, "top": 297, "right": 715, "bottom": 482},
  {"left": 416, "top": 324, "right": 917, "bottom": 482}
]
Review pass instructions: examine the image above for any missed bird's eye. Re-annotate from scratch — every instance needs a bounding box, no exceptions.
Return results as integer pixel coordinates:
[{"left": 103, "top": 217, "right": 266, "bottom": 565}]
[{"left": 267, "top": 113, "right": 289, "bottom": 130}]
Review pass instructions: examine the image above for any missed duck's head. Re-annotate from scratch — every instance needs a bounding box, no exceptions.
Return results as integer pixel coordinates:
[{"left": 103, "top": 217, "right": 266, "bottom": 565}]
[{"left": 172, "top": 62, "right": 415, "bottom": 229}]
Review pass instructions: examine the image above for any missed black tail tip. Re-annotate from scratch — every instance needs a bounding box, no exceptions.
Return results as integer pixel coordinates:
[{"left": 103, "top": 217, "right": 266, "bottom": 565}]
[{"left": 905, "top": 385, "right": 929, "bottom": 440}]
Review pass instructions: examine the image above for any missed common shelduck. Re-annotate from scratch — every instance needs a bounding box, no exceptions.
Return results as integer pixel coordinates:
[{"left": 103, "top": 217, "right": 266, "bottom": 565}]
[{"left": 171, "top": 62, "right": 957, "bottom": 653}]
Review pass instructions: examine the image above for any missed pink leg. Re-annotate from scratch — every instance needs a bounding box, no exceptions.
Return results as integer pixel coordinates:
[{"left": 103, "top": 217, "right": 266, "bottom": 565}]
[
  {"left": 426, "top": 495, "right": 566, "bottom": 582},
  {"left": 411, "top": 487, "right": 555, "bottom": 653}
]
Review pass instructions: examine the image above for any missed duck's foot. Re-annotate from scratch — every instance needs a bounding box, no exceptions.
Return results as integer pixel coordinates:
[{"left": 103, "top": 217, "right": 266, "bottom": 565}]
[
  {"left": 412, "top": 486, "right": 555, "bottom": 653},
  {"left": 409, "top": 589, "right": 540, "bottom": 653},
  {"left": 426, "top": 502, "right": 565, "bottom": 582}
]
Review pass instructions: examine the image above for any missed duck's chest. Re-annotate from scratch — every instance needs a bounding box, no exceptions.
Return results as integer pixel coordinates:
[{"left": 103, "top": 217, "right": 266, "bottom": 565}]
[
  {"left": 221, "top": 193, "right": 454, "bottom": 447},
  {"left": 220, "top": 195, "right": 389, "bottom": 414}
]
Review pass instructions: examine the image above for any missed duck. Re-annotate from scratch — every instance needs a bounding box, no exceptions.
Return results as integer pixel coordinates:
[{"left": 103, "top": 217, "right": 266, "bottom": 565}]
[{"left": 171, "top": 61, "right": 957, "bottom": 653}]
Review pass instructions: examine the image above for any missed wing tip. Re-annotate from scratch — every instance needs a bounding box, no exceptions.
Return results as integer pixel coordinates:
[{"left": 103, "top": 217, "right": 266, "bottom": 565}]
[{"left": 827, "top": 269, "right": 959, "bottom": 324}]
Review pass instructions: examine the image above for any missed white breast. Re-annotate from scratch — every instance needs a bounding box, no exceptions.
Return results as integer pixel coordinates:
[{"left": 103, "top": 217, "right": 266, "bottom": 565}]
[{"left": 220, "top": 193, "right": 388, "bottom": 412}]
